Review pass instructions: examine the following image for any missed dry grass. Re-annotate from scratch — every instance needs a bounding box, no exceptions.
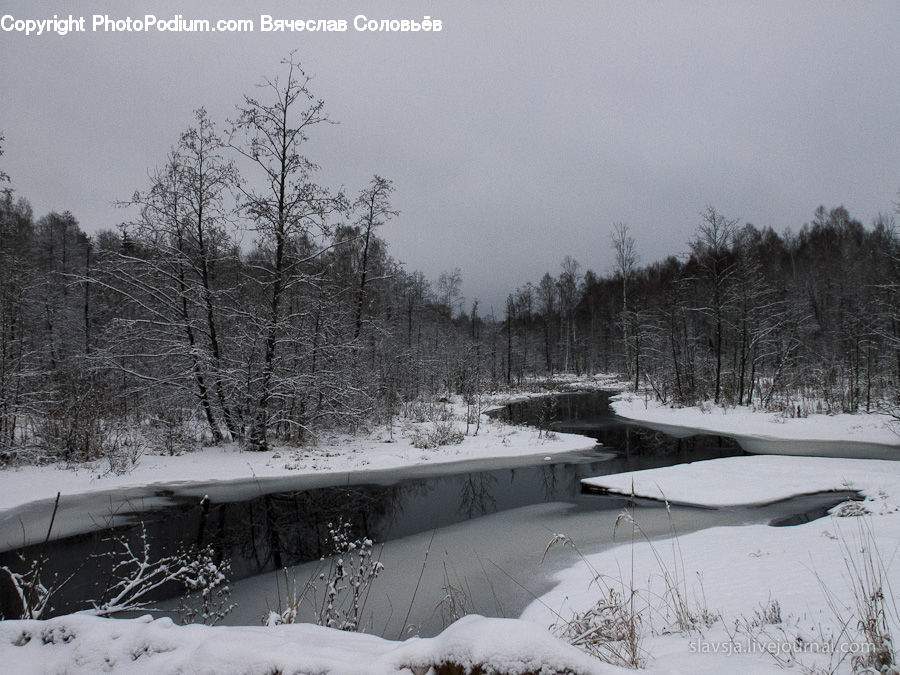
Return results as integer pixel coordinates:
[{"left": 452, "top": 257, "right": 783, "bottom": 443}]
[{"left": 542, "top": 493, "right": 715, "bottom": 668}]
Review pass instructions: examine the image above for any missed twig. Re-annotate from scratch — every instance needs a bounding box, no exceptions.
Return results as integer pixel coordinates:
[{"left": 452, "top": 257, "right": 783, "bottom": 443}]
[
  {"left": 398, "top": 529, "right": 435, "bottom": 639},
  {"left": 22, "top": 492, "right": 61, "bottom": 617}
]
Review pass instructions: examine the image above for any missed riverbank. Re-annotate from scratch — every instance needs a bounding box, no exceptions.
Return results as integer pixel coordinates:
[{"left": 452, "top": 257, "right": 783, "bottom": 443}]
[
  {"left": 611, "top": 392, "right": 898, "bottom": 458},
  {"left": 7, "top": 456, "right": 894, "bottom": 674},
  {"left": 5, "top": 383, "right": 900, "bottom": 672},
  {"left": 0, "top": 422, "right": 593, "bottom": 513},
  {"left": 0, "top": 375, "right": 630, "bottom": 517},
  {"left": 0, "top": 382, "right": 624, "bottom": 674},
  {"left": 523, "top": 454, "right": 900, "bottom": 673},
  {"left": 0, "top": 613, "right": 612, "bottom": 675}
]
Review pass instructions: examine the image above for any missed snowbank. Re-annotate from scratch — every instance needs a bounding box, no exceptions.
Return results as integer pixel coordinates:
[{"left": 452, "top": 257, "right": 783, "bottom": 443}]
[
  {"left": 611, "top": 393, "right": 899, "bottom": 459},
  {"left": 526, "top": 455, "right": 900, "bottom": 673},
  {"left": 0, "top": 426, "right": 592, "bottom": 513},
  {"left": 0, "top": 408, "right": 597, "bottom": 549},
  {"left": 0, "top": 613, "right": 614, "bottom": 675},
  {"left": 482, "top": 373, "right": 630, "bottom": 413},
  {"left": 582, "top": 454, "right": 900, "bottom": 507}
]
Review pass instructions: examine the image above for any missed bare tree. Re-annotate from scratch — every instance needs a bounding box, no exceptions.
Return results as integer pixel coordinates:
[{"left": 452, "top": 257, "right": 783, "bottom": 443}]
[
  {"left": 690, "top": 206, "right": 738, "bottom": 403},
  {"left": 231, "top": 54, "right": 346, "bottom": 450},
  {"left": 353, "top": 175, "right": 397, "bottom": 340},
  {"left": 611, "top": 223, "right": 639, "bottom": 386},
  {"left": 0, "top": 133, "right": 10, "bottom": 194},
  {"left": 437, "top": 268, "right": 464, "bottom": 318},
  {"left": 102, "top": 146, "right": 224, "bottom": 441},
  {"left": 558, "top": 256, "right": 581, "bottom": 373},
  {"left": 537, "top": 272, "right": 557, "bottom": 372},
  {"left": 177, "top": 109, "right": 242, "bottom": 441}
]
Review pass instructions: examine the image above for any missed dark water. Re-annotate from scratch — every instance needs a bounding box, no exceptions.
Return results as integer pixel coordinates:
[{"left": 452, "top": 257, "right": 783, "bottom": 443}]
[
  {"left": 0, "top": 390, "right": 846, "bottom": 621},
  {"left": 488, "top": 390, "right": 744, "bottom": 460}
]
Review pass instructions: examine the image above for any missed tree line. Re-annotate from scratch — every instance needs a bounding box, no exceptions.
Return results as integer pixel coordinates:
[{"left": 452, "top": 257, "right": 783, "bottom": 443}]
[
  {"left": 1, "top": 57, "right": 898, "bottom": 466},
  {"left": 0, "top": 57, "right": 513, "bottom": 464},
  {"left": 502, "top": 206, "right": 899, "bottom": 418}
]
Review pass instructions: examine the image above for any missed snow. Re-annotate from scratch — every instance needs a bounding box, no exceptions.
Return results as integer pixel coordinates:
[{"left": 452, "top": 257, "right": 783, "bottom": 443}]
[
  {"left": 0, "top": 613, "right": 614, "bottom": 674},
  {"left": 481, "top": 373, "right": 631, "bottom": 414},
  {"left": 582, "top": 454, "right": 900, "bottom": 507},
  {"left": 11, "top": 453, "right": 900, "bottom": 673},
  {"left": 524, "top": 454, "right": 900, "bottom": 673},
  {"left": 0, "top": 402, "right": 597, "bottom": 549},
  {"left": 8, "top": 381, "right": 900, "bottom": 672},
  {"left": 611, "top": 392, "right": 899, "bottom": 458}
]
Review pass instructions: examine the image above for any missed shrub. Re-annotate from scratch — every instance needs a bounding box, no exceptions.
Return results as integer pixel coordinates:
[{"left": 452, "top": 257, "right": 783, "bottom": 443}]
[{"left": 411, "top": 420, "right": 464, "bottom": 449}]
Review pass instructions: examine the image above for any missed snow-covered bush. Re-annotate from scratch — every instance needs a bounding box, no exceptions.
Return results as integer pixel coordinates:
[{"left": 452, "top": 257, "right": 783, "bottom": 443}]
[
  {"left": 0, "top": 553, "right": 57, "bottom": 620},
  {"left": 101, "top": 426, "right": 145, "bottom": 475},
  {"left": 550, "top": 585, "right": 644, "bottom": 668},
  {"left": 87, "top": 524, "right": 233, "bottom": 623},
  {"left": 410, "top": 420, "right": 464, "bottom": 449},
  {"left": 268, "top": 520, "right": 383, "bottom": 632},
  {"left": 35, "top": 390, "right": 116, "bottom": 464},
  {"left": 146, "top": 408, "right": 197, "bottom": 455},
  {"left": 2, "top": 522, "right": 233, "bottom": 624},
  {"left": 833, "top": 500, "right": 871, "bottom": 518},
  {"left": 177, "top": 546, "right": 235, "bottom": 626}
]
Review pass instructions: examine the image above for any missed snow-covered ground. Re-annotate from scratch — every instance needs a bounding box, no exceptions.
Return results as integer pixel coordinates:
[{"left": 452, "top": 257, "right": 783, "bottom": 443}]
[
  {"left": 582, "top": 454, "right": 898, "bottom": 506},
  {"left": 8, "top": 380, "right": 900, "bottom": 673},
  {"left": 611, "top": 392, "right": 899, "bottom": 458},
  {"left": 0, "top": 398, "right": 603, "bottom": 550},
  {"left": 0, "top": 613, "right": 613, "bottom": 675},
  {"left": 523, "top": 454, "right": 900, "bottom": 673},
  {"left": 7, "top": 456, "right": 900, "bottom": 673}
]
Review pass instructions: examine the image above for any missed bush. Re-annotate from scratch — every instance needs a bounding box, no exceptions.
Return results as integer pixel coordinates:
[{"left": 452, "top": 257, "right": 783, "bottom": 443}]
[
  {"left": 35, "top": 375, "right": 120, "bottom": 464},
  {"left": 411, "top": 420, "right": 464, "bottom": 449},
  {"left": 267, "top": 520, "right": 383, "bottom": 631}
]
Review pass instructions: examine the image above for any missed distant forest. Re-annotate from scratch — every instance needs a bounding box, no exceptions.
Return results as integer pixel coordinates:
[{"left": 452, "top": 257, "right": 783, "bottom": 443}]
[{"left": 1, "top": 58, "right": 898, "bottom": 464}]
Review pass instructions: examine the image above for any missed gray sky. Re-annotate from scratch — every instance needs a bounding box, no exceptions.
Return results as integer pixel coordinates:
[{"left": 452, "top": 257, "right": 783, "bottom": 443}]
[{"left": 2, "top": 1, "right": 899, "bottom": 312}]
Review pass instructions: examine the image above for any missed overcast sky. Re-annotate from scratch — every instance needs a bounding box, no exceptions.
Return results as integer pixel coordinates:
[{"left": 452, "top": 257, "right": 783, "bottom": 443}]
[{"left": 2, "top": 1, "right": 899, "bottom": 312}]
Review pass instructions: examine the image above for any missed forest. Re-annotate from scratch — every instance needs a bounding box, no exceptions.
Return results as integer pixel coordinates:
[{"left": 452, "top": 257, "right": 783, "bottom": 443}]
[{"left": 1, "top": 58, "right": 898, "bottom": 468}]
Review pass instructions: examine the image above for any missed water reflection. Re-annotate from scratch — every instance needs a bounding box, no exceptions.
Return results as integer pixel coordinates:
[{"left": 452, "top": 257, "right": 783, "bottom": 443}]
[
  {"left": 491, "top": 390, "right": 741, "bottom": 460},
  {"left": 458, "top": 474, "right": 499, "bottom": 518}
]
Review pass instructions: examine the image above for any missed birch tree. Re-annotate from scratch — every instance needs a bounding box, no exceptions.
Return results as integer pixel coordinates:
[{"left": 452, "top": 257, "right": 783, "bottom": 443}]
[
  {"left": 352, "top": 175, "right": 396, "bottom": 340},
  {"left": 689, "top": 206, "right": 738, "bottom": 403},
  {"left": 101, "top": 148, "right": 223, "bottom": 441},
  {"left": 611, "top": 223, "right": 638, "bottom": 385},
  {"left": 231, "top": 55, "right": 346, "bottom": 450}
]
